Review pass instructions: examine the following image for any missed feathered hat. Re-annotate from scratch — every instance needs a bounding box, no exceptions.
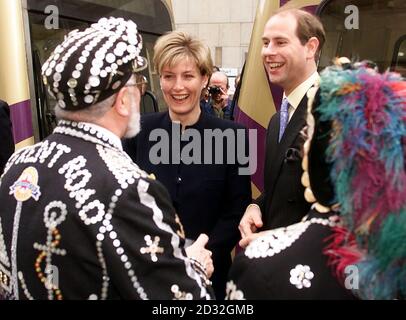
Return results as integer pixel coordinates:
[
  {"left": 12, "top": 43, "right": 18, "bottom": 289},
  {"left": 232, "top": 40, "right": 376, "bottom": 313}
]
[{"left": 306, "top": 59, "right": 406, "bottom": 299}]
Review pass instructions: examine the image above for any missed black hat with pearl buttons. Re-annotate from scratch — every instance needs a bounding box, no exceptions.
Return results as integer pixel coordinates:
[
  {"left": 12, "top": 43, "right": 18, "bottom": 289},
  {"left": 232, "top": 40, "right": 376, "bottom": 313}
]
[{"left": 41, "top": 17, "right": 147, "bottom": 111}]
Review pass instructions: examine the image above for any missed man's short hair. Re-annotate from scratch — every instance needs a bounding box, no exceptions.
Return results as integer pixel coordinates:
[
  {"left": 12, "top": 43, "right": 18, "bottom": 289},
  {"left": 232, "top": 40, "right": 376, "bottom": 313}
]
[
  {"left": 275, "top": 8, "right": 326, "bottom": 60},
  {"left": 210, "top": 71, "right": 229, "bottom": 89}
]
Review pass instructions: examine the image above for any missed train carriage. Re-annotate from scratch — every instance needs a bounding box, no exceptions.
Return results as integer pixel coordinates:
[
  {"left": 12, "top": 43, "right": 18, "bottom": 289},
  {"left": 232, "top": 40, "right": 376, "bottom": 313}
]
[{"left": 0, "top": 0, "right": 174, "bottom": 149}]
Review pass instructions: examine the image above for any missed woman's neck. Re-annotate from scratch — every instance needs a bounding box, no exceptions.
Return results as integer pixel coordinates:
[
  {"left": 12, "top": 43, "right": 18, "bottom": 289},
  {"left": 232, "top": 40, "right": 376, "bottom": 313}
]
[{"left": 168, "top": 106, "right": 201, "bottom": 129}]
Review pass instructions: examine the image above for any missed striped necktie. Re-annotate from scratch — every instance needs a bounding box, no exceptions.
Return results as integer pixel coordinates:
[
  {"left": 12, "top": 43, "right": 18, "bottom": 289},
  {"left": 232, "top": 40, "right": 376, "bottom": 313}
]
[{"left": 278, "top": 97, "right": 289, "bottom": 142}]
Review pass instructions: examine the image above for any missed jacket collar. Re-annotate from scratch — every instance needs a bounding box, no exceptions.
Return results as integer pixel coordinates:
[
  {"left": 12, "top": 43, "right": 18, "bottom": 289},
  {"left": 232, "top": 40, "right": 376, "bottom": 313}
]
[
  {"left": 163, "top": 109, "right": 208, "bottom": 131},
  {"left": 54, "top": 120, "right": 123, "bottom": 150}
]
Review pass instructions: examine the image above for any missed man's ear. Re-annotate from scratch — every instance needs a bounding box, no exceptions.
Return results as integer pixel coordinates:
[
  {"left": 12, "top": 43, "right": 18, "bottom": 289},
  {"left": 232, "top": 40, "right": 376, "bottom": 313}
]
[
  {"left": 113, "top": 87, "right": 131, "bottom": 117},
  {"left": 306, "top": 37, "right": 320, "bottom": 60}
]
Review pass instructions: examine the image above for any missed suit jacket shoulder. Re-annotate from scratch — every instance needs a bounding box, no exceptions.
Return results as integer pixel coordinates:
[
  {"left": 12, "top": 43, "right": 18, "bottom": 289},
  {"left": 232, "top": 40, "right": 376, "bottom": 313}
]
[{"left": 201, "top": 114, "right": 246, "bottom": 130}]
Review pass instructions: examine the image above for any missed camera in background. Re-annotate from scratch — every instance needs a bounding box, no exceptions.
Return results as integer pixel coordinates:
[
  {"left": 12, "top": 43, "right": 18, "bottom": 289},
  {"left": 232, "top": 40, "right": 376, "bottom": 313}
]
[{"left": 208, "top": 86, "right": 222, "bottom": 95}]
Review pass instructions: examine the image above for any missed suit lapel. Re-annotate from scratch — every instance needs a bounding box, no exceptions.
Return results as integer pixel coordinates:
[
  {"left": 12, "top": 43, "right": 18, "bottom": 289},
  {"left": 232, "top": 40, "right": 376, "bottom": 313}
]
[
  {"left": 265, "top": 113, "right": 279, "bottom": 178},
  {"left": 267, "top": 96, "right": 308, "bottom": 196},
  {"left": 268, "top": 112, "right": 280, "bottom": 147},
  {"left": 278, "top": 96, "right": 307, "bottom": 152}
]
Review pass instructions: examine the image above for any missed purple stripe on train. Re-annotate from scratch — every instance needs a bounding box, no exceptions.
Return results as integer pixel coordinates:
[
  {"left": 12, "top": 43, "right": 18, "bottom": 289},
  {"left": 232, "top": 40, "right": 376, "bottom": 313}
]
[
  {"left": 9, "top": 100, "right": 33, "bottom": 144},
  {"left": 234, "top": 105, "right": 266, "bottom": 192}
]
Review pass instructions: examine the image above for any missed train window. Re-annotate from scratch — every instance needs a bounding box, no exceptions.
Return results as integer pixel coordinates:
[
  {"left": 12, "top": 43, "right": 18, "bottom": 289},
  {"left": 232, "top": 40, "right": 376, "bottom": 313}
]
[
  {"left": 28, "top": 13, "right": 87, "bottom": 139},
  {"left": 392, "top": 35, "right": 406, "bottom": 76},
  {"left": 27, "top": 0, "right": 172, "bottom": 35},
  {"left": 26, "top": 0, "right": 173, "bottom": 139},
  {"left": 317, "top": 0, "right": 406, "bottom": 75}
]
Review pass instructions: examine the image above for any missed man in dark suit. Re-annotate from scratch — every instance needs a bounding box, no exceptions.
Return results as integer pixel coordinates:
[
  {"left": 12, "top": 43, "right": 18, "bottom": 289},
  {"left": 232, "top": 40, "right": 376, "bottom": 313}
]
[
  {"left": 239, "top": 8, "right": 326, "bottom": 247},
  {"left": 0, "top": 100, "right": 14, "bottom": 175},
  {"left": 228, "top": 60, "right": 405, "bottom": 300},
  {"left": 0, "top": 17, "right": 214, "bottom": 300}
]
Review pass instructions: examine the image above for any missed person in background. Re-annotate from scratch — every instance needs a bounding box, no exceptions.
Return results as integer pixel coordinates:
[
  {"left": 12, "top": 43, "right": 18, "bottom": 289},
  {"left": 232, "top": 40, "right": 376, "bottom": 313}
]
[
  {"left": 199, "top": 86, "right": 209, "bottom": 110},
  {"left": 239, "top": 8, "right": 325, "bottom": 248},
  {"left": 0, "top": 99, "right": 14, "bottom": 175},
  {"left": 0, "top": 17, "right": 213, "bottom": 300},
  {"left": 136, "top": 74, "right": 158, "bottom": 113},
  {"left": 136, "top": 74, "right": 148, "bottom": 96},
  {"left": 123, "top": 30, "right": 251, "bottom": 299},
  {"left": 227, "top": 60, "right": 406, "bottom": 300},
  {"left": 202, "top": 71, "right": 233, "bottom": 120}
]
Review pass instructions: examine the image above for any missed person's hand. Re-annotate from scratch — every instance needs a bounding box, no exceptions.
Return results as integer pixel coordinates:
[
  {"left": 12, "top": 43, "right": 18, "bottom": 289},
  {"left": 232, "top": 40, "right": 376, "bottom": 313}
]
[
  {"left": 185, "top": 234, "right": 214, "bottom": 278},
  {"left": 219, "top": 88, "right": 229, "bottom": 107},
  {"left": 238, "top": 204, "right": 263, "bottom": 248},
  {"left": 239, "top": 230, "right": 270, "bottom": 248},
  {"left": 212, "top": 87, "right": 228, "bottom": 109}
]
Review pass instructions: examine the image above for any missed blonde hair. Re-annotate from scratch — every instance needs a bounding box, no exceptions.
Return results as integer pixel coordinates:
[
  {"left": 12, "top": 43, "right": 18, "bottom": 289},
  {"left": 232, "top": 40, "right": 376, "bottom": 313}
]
[{"left": 153, "top": 31, "right": 213, "bottom": 77}]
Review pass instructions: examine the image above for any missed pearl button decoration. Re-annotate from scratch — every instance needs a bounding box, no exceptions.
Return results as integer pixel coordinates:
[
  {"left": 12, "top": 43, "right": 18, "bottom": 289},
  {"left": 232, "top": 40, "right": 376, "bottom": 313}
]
[{"left": 41, "top": 17, "right": 147, "bottom": 111}]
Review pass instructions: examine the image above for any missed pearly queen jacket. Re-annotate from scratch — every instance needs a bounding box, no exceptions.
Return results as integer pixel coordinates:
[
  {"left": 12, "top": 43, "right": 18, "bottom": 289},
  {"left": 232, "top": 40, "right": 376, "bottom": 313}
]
[
  {"left": 226, "top": 209, "right": 356, "bottom": 300},
  {"left": 0, "top": 120, "right": 213, "bottom": 300}
]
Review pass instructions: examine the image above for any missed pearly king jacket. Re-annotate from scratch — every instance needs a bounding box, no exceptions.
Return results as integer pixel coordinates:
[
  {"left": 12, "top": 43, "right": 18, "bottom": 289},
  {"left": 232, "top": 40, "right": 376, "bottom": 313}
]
[{"left": 0, "top": 120, "right": 213, "bottom": 300}]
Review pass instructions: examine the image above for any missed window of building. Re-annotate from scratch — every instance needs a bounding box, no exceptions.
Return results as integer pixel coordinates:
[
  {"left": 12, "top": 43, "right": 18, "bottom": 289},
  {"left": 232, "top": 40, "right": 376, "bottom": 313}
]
[
  {"left": 318, "top": 0, "right": 406, "bottom": 76},
  {"left": 392, "top": 35, "right": 406, "bottom": 76}
]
